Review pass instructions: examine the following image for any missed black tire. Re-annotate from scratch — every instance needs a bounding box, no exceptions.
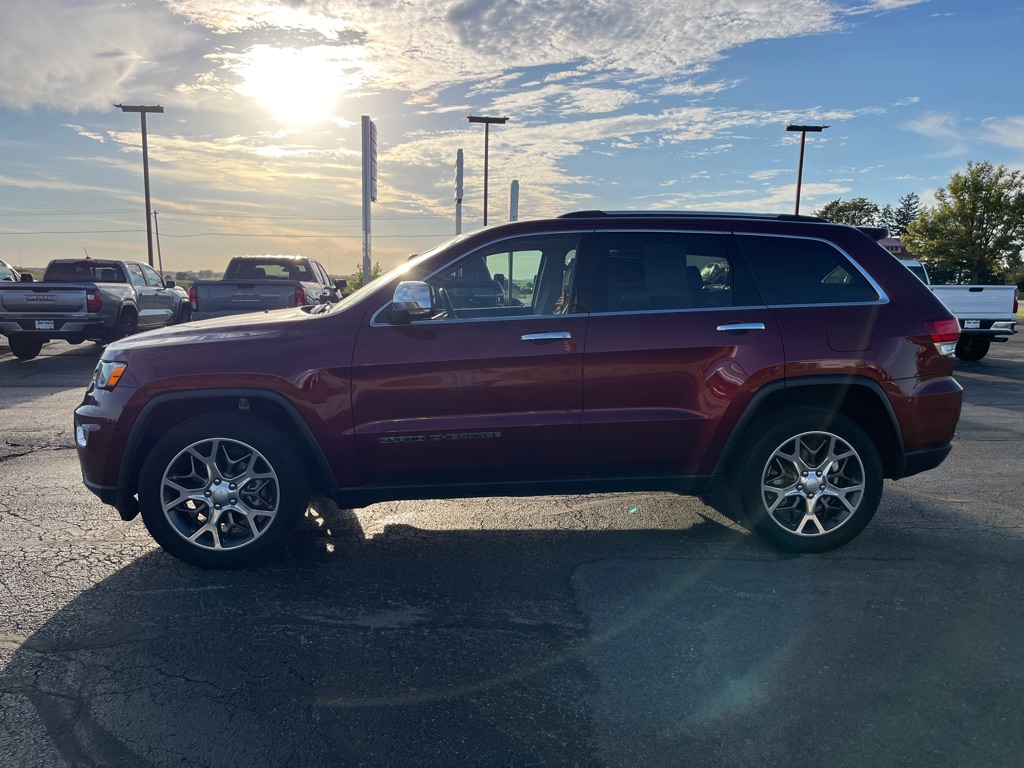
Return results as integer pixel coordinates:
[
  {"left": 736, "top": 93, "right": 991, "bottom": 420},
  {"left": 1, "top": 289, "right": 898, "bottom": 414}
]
[
  {"left": 8, "top": 334, "right": 44, "bottom": 360},
  {"left": 104, "top": 310, "right": 138, "bottom": 344},
  {"left": 722, "top": 407, "right": 882, "bottom": 553},
  {"left": 955, "top": 336, "right": 990, "bottom": 362},
  {"left": 175, "top": 304, "right": 192, "bottom": 324},
  {"left": 138, "top": 413, "right": 310, "bottom": 568}
]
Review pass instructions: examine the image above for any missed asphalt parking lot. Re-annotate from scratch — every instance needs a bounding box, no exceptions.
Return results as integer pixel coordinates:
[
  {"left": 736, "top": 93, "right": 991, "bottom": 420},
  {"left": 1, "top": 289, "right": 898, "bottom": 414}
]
[{"left": 1, "top": 334, "right": 1023, "bottom": 767}]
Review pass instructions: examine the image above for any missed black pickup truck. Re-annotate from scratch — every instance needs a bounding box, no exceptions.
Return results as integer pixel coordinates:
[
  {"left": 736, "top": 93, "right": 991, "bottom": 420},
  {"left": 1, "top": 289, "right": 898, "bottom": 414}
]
[{"left": 188, "top": 256, "right": 345, "bottom": 321}]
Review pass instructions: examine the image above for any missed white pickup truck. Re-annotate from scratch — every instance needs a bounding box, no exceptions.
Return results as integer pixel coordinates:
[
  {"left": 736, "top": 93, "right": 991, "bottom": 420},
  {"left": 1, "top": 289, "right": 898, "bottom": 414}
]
[{"left": 901, "top": 260, "right": 1018, "bottom": 361}]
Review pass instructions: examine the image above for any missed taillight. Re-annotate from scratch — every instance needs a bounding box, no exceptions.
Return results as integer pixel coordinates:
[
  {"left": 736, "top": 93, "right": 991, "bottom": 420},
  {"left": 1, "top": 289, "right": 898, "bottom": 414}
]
[
  {"left": 295, "top": 286, "right": 306, "bottom": 306},
  {"left": 1014, "top": 287, "right": 1019, "bottom": 315},
  {"left": 922, "top": 316, "right": 960, "bottom": 356},
  {"left": 86, "top": 290, "right": 102, "bottom": 313},
  {"left": 188, "top": 285, "right": 197, "bottom": 310}
]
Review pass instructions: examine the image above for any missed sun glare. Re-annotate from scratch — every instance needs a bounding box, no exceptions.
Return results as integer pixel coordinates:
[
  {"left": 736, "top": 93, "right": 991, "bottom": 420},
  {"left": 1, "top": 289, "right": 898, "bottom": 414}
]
[{"left": 235, "top": 46, "right": 356, "bottom": 125}]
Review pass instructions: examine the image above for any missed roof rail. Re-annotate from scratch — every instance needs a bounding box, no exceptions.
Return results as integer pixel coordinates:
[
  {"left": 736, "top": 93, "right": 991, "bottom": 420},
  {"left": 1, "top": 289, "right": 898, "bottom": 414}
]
[{"left": 558, "top": 210, "right": 826, "bottom": 222}]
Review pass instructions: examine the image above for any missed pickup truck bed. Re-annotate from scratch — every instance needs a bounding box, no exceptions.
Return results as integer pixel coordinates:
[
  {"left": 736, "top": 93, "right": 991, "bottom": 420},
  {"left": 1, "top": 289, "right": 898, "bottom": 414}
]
[
  {"left": 188, "top": 255, "right": 342, "bottom": 320},
  {"left": 899, "top": 259, "right": 1018, "bottom": 361}
]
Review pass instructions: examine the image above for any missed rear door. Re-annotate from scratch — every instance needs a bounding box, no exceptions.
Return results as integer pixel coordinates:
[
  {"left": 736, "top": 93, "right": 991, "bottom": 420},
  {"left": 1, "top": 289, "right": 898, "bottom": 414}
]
[
  {"left": 351, "top": 232, "right": 588, "bottom": 485},
  {"left": 580, "top": 229, "right": 784, "bottom": 477}
]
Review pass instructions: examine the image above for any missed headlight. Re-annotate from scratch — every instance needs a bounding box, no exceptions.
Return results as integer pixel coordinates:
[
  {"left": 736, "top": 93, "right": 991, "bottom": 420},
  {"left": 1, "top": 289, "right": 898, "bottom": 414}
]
[{"left": 92, "top": 361, "right": 128, "bottom": 390}]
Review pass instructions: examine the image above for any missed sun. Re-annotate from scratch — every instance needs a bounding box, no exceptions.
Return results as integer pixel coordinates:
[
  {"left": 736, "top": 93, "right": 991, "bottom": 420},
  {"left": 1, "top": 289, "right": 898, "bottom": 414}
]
[{"left": 235, "top": 46, "right": 355, "bottom": 125}]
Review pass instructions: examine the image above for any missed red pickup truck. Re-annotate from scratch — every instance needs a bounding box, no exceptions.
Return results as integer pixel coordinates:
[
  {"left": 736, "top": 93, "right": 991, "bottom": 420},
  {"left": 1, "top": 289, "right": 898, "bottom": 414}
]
[{"left": 74, "top": 211, "right": 963, "bottom": 568}]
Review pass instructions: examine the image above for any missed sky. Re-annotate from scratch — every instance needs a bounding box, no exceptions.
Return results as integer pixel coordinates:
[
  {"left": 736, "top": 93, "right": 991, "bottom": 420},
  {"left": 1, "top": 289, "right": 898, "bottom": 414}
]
[{"left": 0, "top": 0, "right": 1022, "bottom": 276}]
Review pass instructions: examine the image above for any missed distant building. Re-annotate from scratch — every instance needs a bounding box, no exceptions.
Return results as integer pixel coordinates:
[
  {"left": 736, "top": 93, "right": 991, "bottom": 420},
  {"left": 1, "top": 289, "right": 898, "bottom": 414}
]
[{"left": 878, "top": 237, "right": 919, "bottom": 259}]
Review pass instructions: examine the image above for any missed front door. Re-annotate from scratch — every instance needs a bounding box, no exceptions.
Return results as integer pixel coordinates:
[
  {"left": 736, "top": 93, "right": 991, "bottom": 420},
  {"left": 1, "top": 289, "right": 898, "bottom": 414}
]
[{"left": 351, "top": 233, "right": 588, "bottom": 485}]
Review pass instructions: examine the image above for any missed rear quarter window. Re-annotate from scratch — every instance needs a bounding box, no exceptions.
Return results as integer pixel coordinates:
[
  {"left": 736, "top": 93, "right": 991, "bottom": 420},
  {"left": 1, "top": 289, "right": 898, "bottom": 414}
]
[{"left": 736, "top": 235, "right": 880, "bottom": 305}]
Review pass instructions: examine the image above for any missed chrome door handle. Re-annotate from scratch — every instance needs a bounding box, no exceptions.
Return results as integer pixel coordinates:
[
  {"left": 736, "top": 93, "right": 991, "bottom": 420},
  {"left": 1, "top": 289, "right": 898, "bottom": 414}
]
[
  {"left": 716, "top": 322, "right": 766, "bottom": 332},
  {"left": 521, "top": 331, "right": 572, "bottom": 342}
]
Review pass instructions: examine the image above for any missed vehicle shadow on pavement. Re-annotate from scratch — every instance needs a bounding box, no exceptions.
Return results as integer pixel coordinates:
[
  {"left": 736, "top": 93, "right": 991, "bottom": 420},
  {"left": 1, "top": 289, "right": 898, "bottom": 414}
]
[
  {"left": 5, "top": 497, "right": 1024, "bottom": 768},
  {"left": 0, "top": 511, "right": 755, "bottom": 767}
]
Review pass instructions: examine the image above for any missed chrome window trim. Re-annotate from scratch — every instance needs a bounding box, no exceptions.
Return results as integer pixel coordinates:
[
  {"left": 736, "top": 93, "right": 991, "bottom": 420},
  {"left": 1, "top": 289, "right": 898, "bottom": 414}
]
[{"left": 369, "top": 227, "right": 891, "bottom": 327}]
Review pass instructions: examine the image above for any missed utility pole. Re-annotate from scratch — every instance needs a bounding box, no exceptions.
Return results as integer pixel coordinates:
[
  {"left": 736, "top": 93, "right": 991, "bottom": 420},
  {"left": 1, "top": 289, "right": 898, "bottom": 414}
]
[
  {"left": 152, "top": 209, "right": 164, "bottom": 277},
  {"left": 114, "top": 104, "right": 164, "bottom": 266}
]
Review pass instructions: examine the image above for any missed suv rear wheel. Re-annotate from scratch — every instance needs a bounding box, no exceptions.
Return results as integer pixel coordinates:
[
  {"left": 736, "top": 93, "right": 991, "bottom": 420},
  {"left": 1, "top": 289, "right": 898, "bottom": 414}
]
[
  {"left": 725, "top": 407, "right": 882, "bottom": 553},
  {"left": 139, "top": 413, "right": 309, "bottom": 568}
]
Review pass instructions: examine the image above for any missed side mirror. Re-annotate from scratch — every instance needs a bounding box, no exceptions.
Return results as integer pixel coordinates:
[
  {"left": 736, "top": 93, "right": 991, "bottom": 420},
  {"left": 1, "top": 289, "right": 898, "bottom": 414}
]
[
  {"left": 387, "top": 281, "right": 433, "bottom": 324},
  {"left": 20, "top": 273, "right": 34, "bottom": 282},
  {"left": 335, "top": 279, "right": 347, "bottom": 291},
  {"left": 165, "top": 280, "right": 176, "bottom": 288}
]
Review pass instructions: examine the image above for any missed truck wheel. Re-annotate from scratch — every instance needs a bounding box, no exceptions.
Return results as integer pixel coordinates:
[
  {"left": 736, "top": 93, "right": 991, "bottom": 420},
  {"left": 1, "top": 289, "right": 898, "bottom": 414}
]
[
  {"left": 138, "top": 413, "right": 310, "bottom": 568},
  {"left": 7, "top": 334, "right": 44, "bottom": 360},
  {"left": 176, "top": 304, "right": 193, "bottom": 324},
  {"left": 104, "top": 311, "right": 137, "bottom": 344},
  {"left": 723, "top": 407, "right": 882, "bottom": 553},
  {"left": 955, "top": 336, "right": 990, "bottom": 361}
]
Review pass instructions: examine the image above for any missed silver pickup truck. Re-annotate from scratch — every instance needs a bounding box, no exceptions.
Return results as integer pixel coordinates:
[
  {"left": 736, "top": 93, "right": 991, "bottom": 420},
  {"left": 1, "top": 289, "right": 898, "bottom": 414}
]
[
  {"left": 187, "top": 255, "right": 344, "bottom": 321},
  {"left": 0, "top": 258, "right": 190, "bottom": 360}
]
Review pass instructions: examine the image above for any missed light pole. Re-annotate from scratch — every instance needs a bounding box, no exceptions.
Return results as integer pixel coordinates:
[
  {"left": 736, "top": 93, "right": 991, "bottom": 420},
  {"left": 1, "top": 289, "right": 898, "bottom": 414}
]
[
  {"left": 467, "top": 115, "right": 509, "bottom": 226},
  {"left": 786, "top": 124, "right": 828, "bottom": 215},
  {"left": 115, "top": 104, "right": 164, "bottom": 266}
]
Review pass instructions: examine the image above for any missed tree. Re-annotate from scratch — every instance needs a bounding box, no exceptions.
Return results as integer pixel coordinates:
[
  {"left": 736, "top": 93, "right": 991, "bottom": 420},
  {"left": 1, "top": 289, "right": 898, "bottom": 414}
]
[
  {"left": 814, "top": 197, "right": 881, "bottom": 226},
  {"left": 904, "top": 162, "right": 1024, "bottom": 284},
  {"left": 350, "top": 261, "right": 383, "bottom": 290},
  {"left": 890, "top": 193, "right": 923, "bottom": 238}
]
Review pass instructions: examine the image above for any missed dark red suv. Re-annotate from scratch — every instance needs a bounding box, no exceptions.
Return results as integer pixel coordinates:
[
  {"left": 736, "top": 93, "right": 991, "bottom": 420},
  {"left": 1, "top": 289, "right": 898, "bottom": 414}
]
[{"left": 74, "top": 212, "right": 963, "bottom": 567}]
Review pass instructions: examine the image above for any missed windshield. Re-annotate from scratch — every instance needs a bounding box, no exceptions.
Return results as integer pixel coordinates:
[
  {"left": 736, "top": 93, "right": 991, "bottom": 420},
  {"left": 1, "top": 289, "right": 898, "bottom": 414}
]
[{"left": 334, "top": 233, "right": 471, "bottom": 310}]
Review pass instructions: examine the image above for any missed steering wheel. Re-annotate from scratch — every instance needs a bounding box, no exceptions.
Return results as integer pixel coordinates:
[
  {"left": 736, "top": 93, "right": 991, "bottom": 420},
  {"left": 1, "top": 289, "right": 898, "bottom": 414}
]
[{"left": 437, "top": 287, "right": 458, "bottom": 319}]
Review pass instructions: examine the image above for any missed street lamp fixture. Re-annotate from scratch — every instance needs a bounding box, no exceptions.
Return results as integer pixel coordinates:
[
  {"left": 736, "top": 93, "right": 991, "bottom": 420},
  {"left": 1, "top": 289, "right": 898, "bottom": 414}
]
[
  {"left": 467, "top": 115, "right": 509, "bottom": 226},
  {"left": 114, "top": 103, "right": 164, "bottom": 267},
  {"left": 786, "top": 123, "right": 829, "bottom": 215}
]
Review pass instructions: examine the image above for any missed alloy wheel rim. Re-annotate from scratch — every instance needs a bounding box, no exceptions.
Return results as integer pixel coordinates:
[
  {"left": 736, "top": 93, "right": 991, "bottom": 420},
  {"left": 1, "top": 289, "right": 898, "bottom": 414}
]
[
  {"left": 160, "top": 437, "right": 280, "bottom": 551},
  {"left": 760, "top": 431, "right": 865, "bottom": 536}
]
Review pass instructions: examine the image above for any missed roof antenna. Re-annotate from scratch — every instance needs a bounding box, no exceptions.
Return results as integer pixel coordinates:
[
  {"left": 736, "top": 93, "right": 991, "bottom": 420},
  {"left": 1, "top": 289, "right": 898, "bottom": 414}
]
[{"left": 83, "top": 246, "right": 91, "bottom": 260}]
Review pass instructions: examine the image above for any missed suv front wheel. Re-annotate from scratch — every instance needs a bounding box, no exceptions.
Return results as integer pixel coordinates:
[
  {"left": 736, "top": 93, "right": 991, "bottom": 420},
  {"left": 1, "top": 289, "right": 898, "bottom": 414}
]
[
  {"left": 725, "top": 408, "right": 882, "bottom": 553},
  {"left": 139, "top": 413, "right": 310, "bottom": 568}
]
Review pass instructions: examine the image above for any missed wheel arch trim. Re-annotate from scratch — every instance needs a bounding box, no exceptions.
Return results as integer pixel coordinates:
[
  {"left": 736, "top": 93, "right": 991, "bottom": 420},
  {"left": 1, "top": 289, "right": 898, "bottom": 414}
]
[
  {"left": 115, "top": 388, "right": 337, "bottom": 516},
  {"left": 711, "top": 375, "right": 906, "bottom": 481}
]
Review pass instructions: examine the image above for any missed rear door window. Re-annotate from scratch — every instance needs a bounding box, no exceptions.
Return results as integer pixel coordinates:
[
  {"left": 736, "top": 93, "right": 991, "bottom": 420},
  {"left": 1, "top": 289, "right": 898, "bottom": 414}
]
[
  {"left": 736, "top": 235, "right": 880, "bottom": 305},
  {"left": 592, "top": 231, "right": 733, "bottom": 313}
]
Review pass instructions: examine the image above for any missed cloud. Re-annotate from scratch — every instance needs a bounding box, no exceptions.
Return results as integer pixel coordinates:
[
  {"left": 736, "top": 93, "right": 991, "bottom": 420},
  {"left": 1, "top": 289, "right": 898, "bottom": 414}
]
[
  {"left": 903, "top": 112, "right": 969, "bottom": 156},
  {"left": 161, "top": 0, "right": 849, "bottom": 96},
  {"left": 0, "top": 0, "right": 196, "bottom": 111},
  {"left": 980, "top": 116, "right": 1024, "bottom": 151}
]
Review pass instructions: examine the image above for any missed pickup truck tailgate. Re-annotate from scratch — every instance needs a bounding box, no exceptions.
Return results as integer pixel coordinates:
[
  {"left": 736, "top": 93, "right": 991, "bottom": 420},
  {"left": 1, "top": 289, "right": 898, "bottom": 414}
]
[
  {"left": 931, "top": 285, "right": 1017, "bottom": 320},
  {"left": 0, "top": 284, "right": 89, "bottom": 314},
  {"left": 195, "top": 281, "right": 298, "bottom": 316}
]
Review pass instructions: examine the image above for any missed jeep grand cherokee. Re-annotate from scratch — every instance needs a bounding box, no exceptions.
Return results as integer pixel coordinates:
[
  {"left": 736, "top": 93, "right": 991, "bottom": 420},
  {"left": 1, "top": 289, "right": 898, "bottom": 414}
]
[{"left": 74, "top": 211, "right": 963, "bottom": 568}]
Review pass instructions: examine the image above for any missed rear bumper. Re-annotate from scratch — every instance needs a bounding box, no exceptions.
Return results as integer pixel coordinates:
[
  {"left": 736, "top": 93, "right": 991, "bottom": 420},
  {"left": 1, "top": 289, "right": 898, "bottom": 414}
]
[
  {"left": 959, "top": 320, "right": 1016, "bottom": 338},
  {"left": 0, "top": 319, "right": 107, "bottom": 338},
  {"left": 899, "top": 442, "right": 954, "bottom": 479}
]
